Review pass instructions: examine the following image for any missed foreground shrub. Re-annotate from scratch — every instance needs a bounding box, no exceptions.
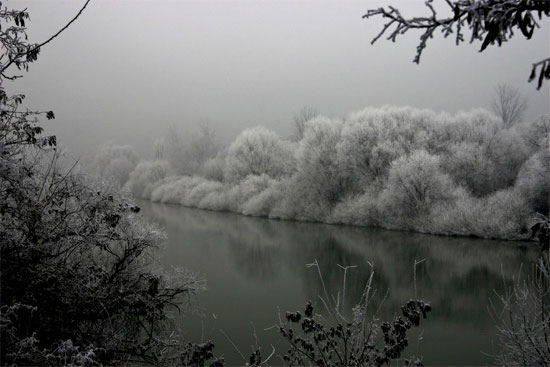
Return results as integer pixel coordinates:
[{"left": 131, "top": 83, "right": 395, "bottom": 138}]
[
  {"left": 271, "top": 262, "right": 431, "bottom": 367},
  {"left": 492, "top": 219, "right": 550, "bottom": 366},
  {"left": 0, "top": 5, "right": 222, "bottom": 363},
  {"left": 0, "top": 145, "right": 214, "bottom": 365},
  {"left": 492, "top": 253, "right": 550, "bottom": 366}
]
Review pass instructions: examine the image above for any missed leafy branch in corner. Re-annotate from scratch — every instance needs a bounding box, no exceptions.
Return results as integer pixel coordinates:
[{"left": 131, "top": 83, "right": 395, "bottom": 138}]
[
  {"left": 363, "top": 0, "right": 550, "bottom": 89},
  {"left": 0, "top": 0, "right": 92, "bottom": 81}
]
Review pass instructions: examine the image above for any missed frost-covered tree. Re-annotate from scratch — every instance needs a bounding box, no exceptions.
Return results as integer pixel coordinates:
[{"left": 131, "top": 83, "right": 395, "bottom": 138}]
[
  {"left": 293, "top": 106, "right": 319, "bottom": 141},
  {"left": 164, "top": 124, "right": 187, "bottom": 174},
  {"left": 199, "top": 154, "right": 226, "bottom": 181},
  {"left": 442, "top": 141, "right": 495, "bottom": 195},
  {"left": 488, "top": 127, "right": 530, "bottom": 189},
  {"left": 492, "top": 84, "right": 528, "bottom": 127},
  {"left": 95, "top": 144, "right": 139, "bottom": 186},
  {"left": 337, "top": 107, "right": 437, "bottom": 189},
  {"left": 126, "top": 160, "right": 172, "bottom": 199},
  {"left": 522, "top": 114, "right": 550, "bottom": 150},
  {"left": 364, "top": 0, "right": 550, "bottom": 89},
  {"left": 127, "top": 106, "right": 545, "bottom": 240},
  {"left": 380, "top": 150, "right": 456, "bottom": 222},
  {"left": 224, "top": 126, "right": 295, "bottom": 182},
  {"left": 295, "top": 117, "right": 351, "bottom": 207},
  {"left": 186, "top": 121, "right": 219, "bottom": 172},
  {"left": 438, "top": 109, "right": 522, "bottom": 195},
  {"left": 161, "top": 122, "right": 220, "bottom": 175},
  {"left": 153, "top": 137, "right": 165, "bottom": 160}
]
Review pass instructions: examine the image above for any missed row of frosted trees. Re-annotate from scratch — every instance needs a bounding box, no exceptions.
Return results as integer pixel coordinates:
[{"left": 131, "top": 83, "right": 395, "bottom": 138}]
[{"left": 97, "top": 106, "right": 549, "bottom": 240}]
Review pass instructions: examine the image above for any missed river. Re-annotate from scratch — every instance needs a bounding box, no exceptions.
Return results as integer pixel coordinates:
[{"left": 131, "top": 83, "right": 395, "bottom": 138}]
[{"left": 139, "top": 200, "right": 538, "bottom": 366}]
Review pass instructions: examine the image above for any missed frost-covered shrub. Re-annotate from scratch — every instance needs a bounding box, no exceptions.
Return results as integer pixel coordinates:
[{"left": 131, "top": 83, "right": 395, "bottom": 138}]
[
  {"left": 149, "top": 176, "right": 210, "bottom": 206},
  {"left": 441, "top": 142, "right": 495, "bottom": 196},
  {"left": 197, "top": 188, "right": 230, "bottom": 211},
  {"left": 241, "top": 180, "right": 284, "bottom": 217},
  {"left": 487, "top": 127, "right": 530, "bottom": 190},
  {"left": 224, "top": 174, "right": 275, "bottom": 212},
  {"left": 429, "top": 188, "right": 530, "bottom": 238},
  {"left": 150, "top": 176, "right": 189, "bottom": 204},
  {"left": 338, "top": 119, "right": 404, "bottom": 188},
  {"left": 470, "top": 189, "right": 530, "bottom": 238},
  {"left": 294, "top": 117, "right": 351, "bottom": 208},
  {"left": 493, "top": 254, "right": 550, "bottom": 367},
  {"left": 343, "top": 106, "right": 438, "bottom": 159},
  {"left": 224, "top": 127, "right": 295, "bottom": 182},
  {"left": 185, "top": 180, "right": 225, "bottom": 208},
  {"left": 427, "top": 187, "right": 479, "bottom": 235},
  {"left": 438, "top": 109, "right": 523, "bottom": 196},
  {"left": 125, "top": 106, "right": 545, "bottom": 240},
  {"left": 199, "top": 156, "right": 226, "bottom": 181},
  {"left": 445, "top": 109, "right": 502, "bottom": 146},
  {"left": 95, "top": 144, "right": 139, "bottom": 186},
  {"left": 264, "top": 176, "right": 302, "bottom": 220},
  {"left": 126, "top": 160, "right": 172, "bottom": 199},
  {"left": 379, "top": 150, "right": 456, "bottom": 226},
  {"left": 521, "top": 115, "right": 550, "bottom": 151},
  {"left": 328, "top": 190, "right": 381, "bottom": 227}
]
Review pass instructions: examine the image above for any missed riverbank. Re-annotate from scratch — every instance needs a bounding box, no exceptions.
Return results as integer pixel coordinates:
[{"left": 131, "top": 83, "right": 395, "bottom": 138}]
[{"left": 100, "top": 106, "right": 548, "bottom": 241}]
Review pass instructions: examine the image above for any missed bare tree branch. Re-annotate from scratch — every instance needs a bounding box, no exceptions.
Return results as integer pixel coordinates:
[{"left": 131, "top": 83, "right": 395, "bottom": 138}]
[
  {"left": 492, "top": 83, "right": 528, "bottom": 127},
  {"left": 363, "top": 0, "right": 550, "bottom": 89},
  {"left": 0, "top": 0, "right": 92, "bottom": 79}
]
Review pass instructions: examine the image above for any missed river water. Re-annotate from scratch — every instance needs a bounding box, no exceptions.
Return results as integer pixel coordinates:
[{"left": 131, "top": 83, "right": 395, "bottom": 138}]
[{"left": 139, "top": 200, "right": 538, "bottom": 366}]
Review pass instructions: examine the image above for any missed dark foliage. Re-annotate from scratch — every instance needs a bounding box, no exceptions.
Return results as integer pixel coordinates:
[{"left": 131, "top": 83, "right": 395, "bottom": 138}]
[
  {"left": 1, "top": 2, "right": 222, "bottom": 366},
  {"left": 276, "top": 300, "right": 430, "bottom": 367}
]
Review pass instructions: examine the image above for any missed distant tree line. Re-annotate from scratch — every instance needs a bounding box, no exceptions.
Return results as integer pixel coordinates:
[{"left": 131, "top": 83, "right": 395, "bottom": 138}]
[{"left": 101, "top": 103, "right": 549, "bottom": 241}]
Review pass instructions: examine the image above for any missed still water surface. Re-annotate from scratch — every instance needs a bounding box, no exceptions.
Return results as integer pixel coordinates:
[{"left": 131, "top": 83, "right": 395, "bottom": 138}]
[{"left": 139, "top": 200, "right": 538, "bottom": 366}]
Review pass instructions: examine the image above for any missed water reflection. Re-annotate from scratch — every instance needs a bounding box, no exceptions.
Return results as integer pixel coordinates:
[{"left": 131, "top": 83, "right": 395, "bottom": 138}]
[{"left": 139, "top": 200, "right": 538, "bottom": 366}]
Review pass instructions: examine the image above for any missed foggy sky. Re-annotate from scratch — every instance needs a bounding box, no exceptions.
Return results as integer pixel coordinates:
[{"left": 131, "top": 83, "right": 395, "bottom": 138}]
[{"left": 10, "top": 0, "right": 550, "bottom": 158}]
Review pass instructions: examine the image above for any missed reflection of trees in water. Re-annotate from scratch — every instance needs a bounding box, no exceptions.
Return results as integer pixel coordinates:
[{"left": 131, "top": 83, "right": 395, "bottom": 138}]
[
  {"left": 226, "top": 237, "right": 282, "bottom": 282},
  {"left": 140, "top": 201, "right": 538, "bottom": 328},
  {"left": 434, "top": 266, "right": 507, "bottom": 324}
]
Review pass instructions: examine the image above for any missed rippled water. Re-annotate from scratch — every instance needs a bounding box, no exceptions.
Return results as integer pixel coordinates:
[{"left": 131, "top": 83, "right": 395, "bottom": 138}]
[{"left": 139, "top": 200, "right": 538, "bottom": 366}]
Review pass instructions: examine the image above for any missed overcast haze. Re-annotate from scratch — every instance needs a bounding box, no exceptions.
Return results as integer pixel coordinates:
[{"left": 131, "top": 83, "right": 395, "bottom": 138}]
[{"left": 12, "top": 0, "right": 550, "bottom": 158}]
